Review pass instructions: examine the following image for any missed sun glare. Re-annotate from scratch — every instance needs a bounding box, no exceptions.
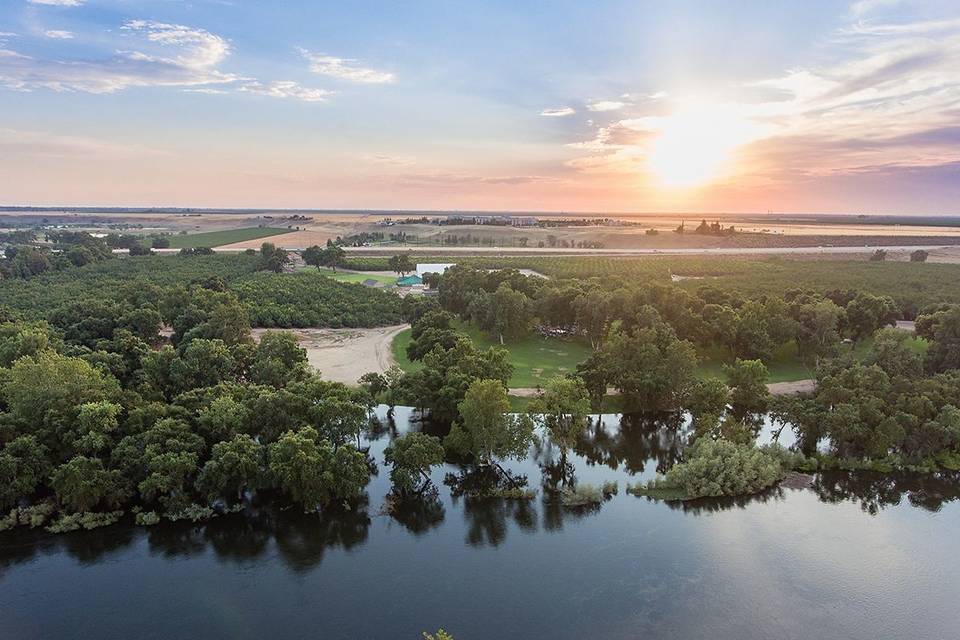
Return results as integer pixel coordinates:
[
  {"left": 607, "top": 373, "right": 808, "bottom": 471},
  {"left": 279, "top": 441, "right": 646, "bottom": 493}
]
[{"left": 646, "top": 104, "right": 763, "bottom": 189}]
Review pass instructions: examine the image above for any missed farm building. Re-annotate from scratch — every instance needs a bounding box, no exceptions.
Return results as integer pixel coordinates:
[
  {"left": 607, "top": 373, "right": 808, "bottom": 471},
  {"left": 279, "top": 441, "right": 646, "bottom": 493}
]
[
  {"left": 396, "top": 275, "right": 423, "bottom": 286},
  {"left": 416, "top": 263, "right": 455, "bottom": 278}
]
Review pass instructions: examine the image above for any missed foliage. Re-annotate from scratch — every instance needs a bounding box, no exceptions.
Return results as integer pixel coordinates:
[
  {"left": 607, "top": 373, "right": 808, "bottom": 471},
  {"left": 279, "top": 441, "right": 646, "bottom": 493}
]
[
  {"left": 724, "top": 358, "right": 771, "bottom": 420},
  {"left": 527, "top": 376, "right": 591, "bottom": 452},
  {"left": 46, "top": 510, "right": 124, "bottom": 533},
  {"left": 268, "top": 427, "right": 370, "bottom": 511},
  {"left": 445, "top": 379, "right": 535, "bottom": 464},
  {"left": 383, "top": 432, "right": 445, "bottom": 495},
  {"left": 653, "top": 438, "right": 784, "bottom": 499}
]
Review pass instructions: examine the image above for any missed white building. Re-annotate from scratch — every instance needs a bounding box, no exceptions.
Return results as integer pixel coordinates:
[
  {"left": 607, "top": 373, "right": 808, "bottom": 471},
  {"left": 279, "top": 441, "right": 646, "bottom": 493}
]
[{"left": 416, "top": 263, "right": 456, "bottom": 278}]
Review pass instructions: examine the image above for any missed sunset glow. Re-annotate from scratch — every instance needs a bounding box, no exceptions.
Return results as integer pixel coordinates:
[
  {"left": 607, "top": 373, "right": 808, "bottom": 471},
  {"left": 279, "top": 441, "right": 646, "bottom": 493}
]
[{"left": 0, "top": 0, "right": 958, "bottom": 213}]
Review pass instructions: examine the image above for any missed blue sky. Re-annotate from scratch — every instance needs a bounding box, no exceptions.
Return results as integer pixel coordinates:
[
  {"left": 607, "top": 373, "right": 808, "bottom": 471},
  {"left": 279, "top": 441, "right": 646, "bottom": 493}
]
[{"left": 1, "top": 0, "right": 959, "bottom": 213}]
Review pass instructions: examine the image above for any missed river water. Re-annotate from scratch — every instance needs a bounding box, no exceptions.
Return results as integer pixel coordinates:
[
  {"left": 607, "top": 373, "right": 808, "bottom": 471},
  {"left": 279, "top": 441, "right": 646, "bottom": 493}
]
[{"left": 2, "top": 407, "right": 959, "bottom": 639}]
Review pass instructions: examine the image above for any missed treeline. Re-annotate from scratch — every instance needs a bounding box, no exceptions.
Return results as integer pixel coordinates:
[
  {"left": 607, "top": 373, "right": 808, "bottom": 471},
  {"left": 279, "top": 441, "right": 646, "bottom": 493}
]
[
  {"left": 1, "top": 231, "right": 114, "bottom": 279},
  {"left": 0, "top": 284, "right": 377, "bottom": 532},
  {"left": 0, "top": 251, "right": 402, "bottom": 329},
  {"left": 436, "top": 265, "right": 901, "bottom": 364}
]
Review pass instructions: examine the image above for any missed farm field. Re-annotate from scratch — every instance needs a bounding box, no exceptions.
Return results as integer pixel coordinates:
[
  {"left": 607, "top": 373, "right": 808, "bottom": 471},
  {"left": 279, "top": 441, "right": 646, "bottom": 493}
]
[{"left": 165, "top": 226, "right": 291, "bottom": 248}]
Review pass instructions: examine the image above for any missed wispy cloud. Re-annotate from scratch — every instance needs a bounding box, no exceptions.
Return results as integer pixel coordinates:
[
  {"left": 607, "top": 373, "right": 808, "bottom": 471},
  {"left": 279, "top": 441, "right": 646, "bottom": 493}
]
[
  {"left": 298, "top": 47, "right": 394, "bottom": 83},
  {"left": 540, "top": 107, "right": 575, "bottom": 117},
  {"left": 27, "top": 0, "right": 84, "bottom": 6},
  {"left": 239, "top": 80, "right": 334, "bottom": 102},
  {"left": 0, "top": 127, "right": 167, "bottom": 158},
  {"left": 0, "top": 20, "right": 238, "bottom": 93},
  {"left": 42, "top": 30, "right": 74, "bottom": 39},
  {"left": 586, "top": 100, "right": 626, "bottom": 112}
]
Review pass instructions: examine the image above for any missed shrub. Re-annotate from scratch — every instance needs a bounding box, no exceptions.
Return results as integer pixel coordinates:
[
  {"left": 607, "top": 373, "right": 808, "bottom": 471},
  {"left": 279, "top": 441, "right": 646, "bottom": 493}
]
[{"left": 654, "top": 438, "right": 784, "bottom": 499}]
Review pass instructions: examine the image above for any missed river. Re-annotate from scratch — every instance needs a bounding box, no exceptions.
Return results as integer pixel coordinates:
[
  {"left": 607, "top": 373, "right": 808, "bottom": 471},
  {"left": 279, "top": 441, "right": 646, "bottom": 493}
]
[{"left": 2, "top": 407, "right": 959, "bottom": 639}]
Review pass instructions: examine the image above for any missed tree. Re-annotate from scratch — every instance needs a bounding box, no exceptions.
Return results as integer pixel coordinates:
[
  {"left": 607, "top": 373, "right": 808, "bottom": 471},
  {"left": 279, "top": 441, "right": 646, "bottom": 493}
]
[
  {"left": 151, "top": 236, "right": 171, "bottom": 249},
  {"left": 659, "top": 438, "right": 784, "bottom": 498},
  {"left": 0, "top": 435, "right": 51, "bottom": 509},
  {"left": 388, "top": 252, "right": 414, "bottom": 277},
  {"left": 383, "top": 432, "right": 445, "bottom": 495},
  {"left": 869, "top": 249, "right": 887, "bottom": 262},
  {"left": 197, "top": 435, "right": 264, "bottom": 501},
  {"left": 601, "top": 325, "right": 699, "bottom": 413},
  {"left": 686, "top": 377, "right": 729, "bottom": 435},
  {"left": 527, "top": 376, "right": 590, "bottom": 454},
  {"left": 268, "top": 427, "right": 369, "bottom": 511},
  {"left": 924, "top": 307, "right": 960, "bottom": 373},
  {"left": 911, "top": 249, "right": 929, "bottom": 262},
  {"left": 865, "top": 327, "right": 923, "bottom": 378},
  {"left": 794, "top": 299, "right": 843, "bottom": 362},
  {"left": 249, "top": 331, "right": 309, "bottom": 387},
  {"left": 844, "top": 293, "right": 897, "bottom": 342},
  {"left": 574, "top": 289, "right": 612, "bottom": 350},
  {"left": 320, "top": 245, "right": 346, "bottom": 272},
  {"left": 725, "top": 359, "right": 771, "bottom": 421},
  {"left": 487, "top": 283, "right": 533, "bottom": 344},
  {"left": 302, "top": 245, "right": 324, "bottom": 271},
  {"left": 445, "top": 379, "right": 535, "bottom": 472},
  {"left": 49, "top": 456, "right": 130, "bottom": 512},
  {"left": 258, "top": 242, "right": 289, "bottom": 273}
]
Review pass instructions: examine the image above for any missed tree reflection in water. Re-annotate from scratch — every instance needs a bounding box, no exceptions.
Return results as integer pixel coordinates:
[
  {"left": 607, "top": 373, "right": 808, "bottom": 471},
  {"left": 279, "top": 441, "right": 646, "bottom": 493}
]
[
  {"left": 385, "top": 486, "right": 446, "bottom": 535},
  {"left": 575, "top": 413, "right": 686, "bottom": 475},
  {"left": 813, "top": 470, "right": 960, "bottom": 515}
]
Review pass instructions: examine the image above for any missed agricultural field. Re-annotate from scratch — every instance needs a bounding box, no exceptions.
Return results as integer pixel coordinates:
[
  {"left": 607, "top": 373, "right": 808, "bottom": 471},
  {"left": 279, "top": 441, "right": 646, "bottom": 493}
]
[
  {"left": 165, "top": 226, "right": 291, "bottom": 248},
  {"left": 343, "top": 254, "right": 960, "bottom": 314}
]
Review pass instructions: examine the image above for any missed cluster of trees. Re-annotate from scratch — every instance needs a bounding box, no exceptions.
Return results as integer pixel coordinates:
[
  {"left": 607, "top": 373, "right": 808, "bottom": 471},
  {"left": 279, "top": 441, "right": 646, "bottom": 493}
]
[
  {"left": 436, "top": 265, "right": 899, "bottom": 364},
  {"left": 674, "top": 220, "right": 738, "bottom": 235},
  {"left": 775, "top": 320, "right": 960, "bottom": 463},
  {"left": 232, "top": 270, "right": 402, "bottom": 328},
  {"left": 0, "top": 287, "right": 378, "bottom": 531},
  {"left": 1, "top": 231, "right": 114, "bottom": 279},
  {"left": 303, "top": 244, "right": 345, "bottom": 272}
]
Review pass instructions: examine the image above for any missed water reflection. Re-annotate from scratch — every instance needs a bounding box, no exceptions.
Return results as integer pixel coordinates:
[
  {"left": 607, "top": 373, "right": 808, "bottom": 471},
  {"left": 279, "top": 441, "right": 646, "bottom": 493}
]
[{"left": 4, "top": 408, "right": 960, "bottom": 577}]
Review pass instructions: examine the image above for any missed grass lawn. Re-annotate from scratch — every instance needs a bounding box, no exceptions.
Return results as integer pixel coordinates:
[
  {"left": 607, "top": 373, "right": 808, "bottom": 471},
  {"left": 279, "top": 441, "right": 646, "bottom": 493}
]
[
  {"left": 391, "top": 322, "right": 593, "bottom": 388},
  {"left": 392, "top": 321, "right": 929, "bottom": 397},
  {"left": 166, "top": 227, "right": 291, "bottom": 249},
  {"left": 311, "top": 268, "right": 398, "bottom": 286}
]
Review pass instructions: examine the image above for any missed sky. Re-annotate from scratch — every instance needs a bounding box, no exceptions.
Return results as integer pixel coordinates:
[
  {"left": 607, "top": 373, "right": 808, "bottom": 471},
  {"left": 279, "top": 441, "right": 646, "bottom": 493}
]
[{"left": 1, "top": 0, "right": 959, "bottom": 214}]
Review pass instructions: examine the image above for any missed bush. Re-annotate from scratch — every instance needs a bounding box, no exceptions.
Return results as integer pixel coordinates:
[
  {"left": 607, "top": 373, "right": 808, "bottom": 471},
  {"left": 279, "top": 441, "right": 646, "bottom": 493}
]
[
  {"left": 653, "top": 439, "right": 784, "bottom": 499},
  {"left": 46, "top": 510, "right": 124, "bottom": 533},
  {"left": 135, "top": 511, "right": 161, "bottom": 526}
]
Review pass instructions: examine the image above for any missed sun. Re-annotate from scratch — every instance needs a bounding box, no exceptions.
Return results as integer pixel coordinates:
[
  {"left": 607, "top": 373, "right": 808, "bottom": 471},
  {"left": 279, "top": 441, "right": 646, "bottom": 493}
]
[{"left": 645, "top": 104, "right": 763, "bottom": 189}]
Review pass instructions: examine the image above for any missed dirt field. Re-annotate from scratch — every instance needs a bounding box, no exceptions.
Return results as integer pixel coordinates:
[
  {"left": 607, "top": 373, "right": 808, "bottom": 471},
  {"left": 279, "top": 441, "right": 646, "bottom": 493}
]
[
  {"left": 216, "top": 229, "right": 336, "bottom": 250},
  {"left": 251, "top": 325, "right": 407, "bottom": 385}
]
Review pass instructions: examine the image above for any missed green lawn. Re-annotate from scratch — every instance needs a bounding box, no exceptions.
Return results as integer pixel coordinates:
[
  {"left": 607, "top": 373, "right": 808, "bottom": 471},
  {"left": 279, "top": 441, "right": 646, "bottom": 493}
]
[
  {"left": 393, "top": 322, "right": 928, "bottom": 394},
  {"left": 392, "top": 322, "right": 593, "bottom": 388},
  {"left": 310, "top": 268, "right": 397, "bottom": 286},
  {"left": 166, "top": 227, "right": 291, "bottom": 249}
]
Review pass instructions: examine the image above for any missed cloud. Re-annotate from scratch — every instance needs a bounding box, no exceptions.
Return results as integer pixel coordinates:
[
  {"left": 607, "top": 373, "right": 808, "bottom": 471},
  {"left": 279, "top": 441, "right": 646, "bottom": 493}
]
[
  {"left": 298, "top": 47, "right": 394, "bottom": 83},
  {"left": 239, "top": 80, "right": 334, "bottom": 102},
  {"left": 565, "top": 10, "right": 960, "bottom": 188},
  {"left": 362, "top": 154, "right": 416, "bottom": 166},
  {"left": 0, "top": 20, "right": 239, "bottom": 93},
  {"left": 540, "top": 107, "right": 575, "bottom": 117},
  {"left": 396, "top": 172, "right": 560, "bottom": 186},
  {"left": 586, "top": 100, "right": 627, "bottom": 112},
  {"left": 43, "top": 30, "right": 74, "bottom": 39},
  {"left": 27, "top": 0, "right": 84, "bottom": 5},
  {"left": 0, "top": 127, "right": 167, "bottom": 158}
]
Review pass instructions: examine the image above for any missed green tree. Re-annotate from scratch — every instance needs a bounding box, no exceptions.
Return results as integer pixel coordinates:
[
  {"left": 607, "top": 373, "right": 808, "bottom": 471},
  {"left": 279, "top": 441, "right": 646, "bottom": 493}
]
[
  {"left": 527, "top": 376, "right": 590, "bottom": 454},
  {"left": 844, "top": 293, "right": 898, "bottom": 342},
  {"left": 725, "top": 358, "right": 771, "bottom": 421},
  {"left": 686, "top": 377, "right": 729, "bottom": 435},
  {"left": 197, "top": 435, "right": 264, "bottom": 501},
  {"left": 925, "top": 307, "right": 960, "bottom": 373},
  {"left": 485, "top": 283, "right": 533, "bottom": 345},
  {"left": 249, "top": 331, "right": 309, "bottom": 387},
  {"left": 302, "top": 245, "right": 324, "bottom": 271},
  {"left": 383, "top": 432, "right": 445, "bottom": 495},
  {"left": 320, "top": 245, "right": 346, "bottom": 272},
  {"left": 0, "top": 435, "right": 51, "bottom": 509},
  {"left": 865, "top": 327, "right": 923, "bottom": 378},
  {"left": 268, "top": 427, "right": 369, "bottom": 511},
  {"left": 445, "top": 379, "right": 535, "bottom": 470},
  {"left": 389, "top": 252, "right": 414, "bottom": 276},
  {"left": 49, "top": 455, "right": 130, "bottom": 512},
  {"left": 258, "top": 242, "right": 289, "bottom": 273}
]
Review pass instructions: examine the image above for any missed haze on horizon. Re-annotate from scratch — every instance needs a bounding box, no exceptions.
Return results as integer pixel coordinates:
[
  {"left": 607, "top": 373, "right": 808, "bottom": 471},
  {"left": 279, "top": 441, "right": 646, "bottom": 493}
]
[{"left": 1, "top": 0, "right": 959, "bottom": 214}]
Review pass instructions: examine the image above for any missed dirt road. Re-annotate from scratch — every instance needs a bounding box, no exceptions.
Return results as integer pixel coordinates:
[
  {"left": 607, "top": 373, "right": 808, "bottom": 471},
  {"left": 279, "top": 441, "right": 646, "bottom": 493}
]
[{"left": 251, "top": 324, "right": 407, "bottom": 385}]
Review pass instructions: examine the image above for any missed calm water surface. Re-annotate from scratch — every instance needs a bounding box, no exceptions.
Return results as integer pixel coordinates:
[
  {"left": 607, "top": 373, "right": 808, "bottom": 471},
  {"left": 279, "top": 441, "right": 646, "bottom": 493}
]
[{"left": 2, "top": 408, "right": 959, "bottom": 640}]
